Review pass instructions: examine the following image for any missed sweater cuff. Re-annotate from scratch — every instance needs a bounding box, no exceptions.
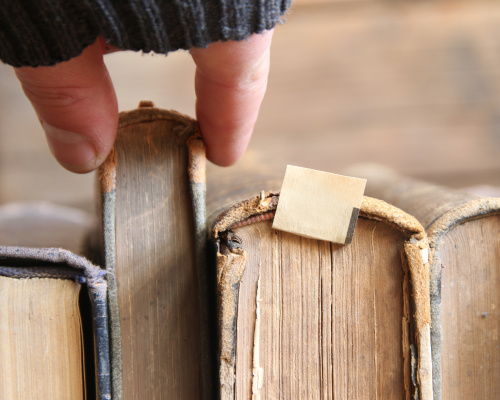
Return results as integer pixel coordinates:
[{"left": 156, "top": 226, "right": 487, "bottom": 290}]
[{"left": 0, "top": 0, "right": 292, "bottom": 68}]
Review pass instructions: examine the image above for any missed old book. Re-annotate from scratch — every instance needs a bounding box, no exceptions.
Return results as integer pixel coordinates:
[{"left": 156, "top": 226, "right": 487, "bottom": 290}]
[
  {"left": 0, "top": 203, "right": 110, "bottom": 399},
  {"left": 98, "top": 103, "right": 210, "bottom": 400},
  {"left": 350, "top": 166, "right": 500, "bottom": 400},
  {"left": 209, "top": 186, "right": 434, "bottom": 399}
]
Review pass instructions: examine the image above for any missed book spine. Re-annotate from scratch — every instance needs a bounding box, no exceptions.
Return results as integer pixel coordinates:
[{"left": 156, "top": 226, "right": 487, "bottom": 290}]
[
  {"left": 99, "top": 148, "right": 123, "bottom": 400},
  {"left": 187, "top": 133, "right": 212, "bottom": 399},
  {"left": 88, "top": 272, "right": 112, "bottom": 400}
]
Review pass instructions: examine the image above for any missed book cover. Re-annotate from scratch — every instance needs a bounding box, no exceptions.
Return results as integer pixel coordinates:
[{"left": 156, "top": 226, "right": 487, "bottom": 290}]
[
  {"left": 98, "top": 103, "right": 210, "bottom": 400},
  {"left": 351, "top": 165, "right": 500, "bottom": 399},
  {"left": 210, "top": 189, "right": 433, "bottom": 399},
  {"left": 0, "top": 202, "right": 110, "bottom": 399}
]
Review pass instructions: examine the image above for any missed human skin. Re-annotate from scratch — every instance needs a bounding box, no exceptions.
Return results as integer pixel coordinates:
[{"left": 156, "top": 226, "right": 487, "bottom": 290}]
[{"left": 14, "top": 30, "right": 273, "bottom": 173}]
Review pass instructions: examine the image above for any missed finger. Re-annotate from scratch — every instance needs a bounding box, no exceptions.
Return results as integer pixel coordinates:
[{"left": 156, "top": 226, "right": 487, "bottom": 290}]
[
  {"left": 15, "top": 39, "right": 118, "bottom": 173},
  {"left": 190, "top": 30, "right": 273, "bottom": 166}
]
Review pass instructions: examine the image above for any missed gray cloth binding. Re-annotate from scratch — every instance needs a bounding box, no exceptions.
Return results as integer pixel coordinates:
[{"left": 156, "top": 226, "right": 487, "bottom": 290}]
[
  {"left": 101, "top": 190, "right": 123, "bottom": 400},
  {"left": 0, "top": 245, "right": 111, "bottom": 400}
]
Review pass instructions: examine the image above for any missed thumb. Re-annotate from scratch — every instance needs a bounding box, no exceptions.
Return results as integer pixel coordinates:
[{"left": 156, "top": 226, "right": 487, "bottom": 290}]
[{"left": 15, "top": 40, "right": 118, "bottom": 173}]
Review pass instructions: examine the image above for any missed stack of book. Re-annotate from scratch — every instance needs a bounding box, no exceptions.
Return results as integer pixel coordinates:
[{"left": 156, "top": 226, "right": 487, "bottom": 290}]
[{"left": 1, "top": 104, "right": 498, "bottom": 400}]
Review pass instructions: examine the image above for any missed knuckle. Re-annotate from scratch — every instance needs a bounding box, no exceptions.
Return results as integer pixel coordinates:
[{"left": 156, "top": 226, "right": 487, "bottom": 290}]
[
  {"left": 20, "top": 82, "right": 85, "bottom": 108},
  {"left": 197, "top": 54, "right": 270, "bottom": 93}
]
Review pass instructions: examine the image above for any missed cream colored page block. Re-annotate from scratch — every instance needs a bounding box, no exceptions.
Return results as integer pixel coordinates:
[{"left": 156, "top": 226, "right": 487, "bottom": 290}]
[
  {"left": 273, "top": 165, "right": 366, "bottom": 244},
  {"left": 0, "top": 277, "right": 83, "bottom": 400}
]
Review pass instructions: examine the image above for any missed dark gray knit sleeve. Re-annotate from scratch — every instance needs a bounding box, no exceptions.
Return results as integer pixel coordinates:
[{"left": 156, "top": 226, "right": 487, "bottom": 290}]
[{"left": 0, "top": 0, "right": 292, "bottom": 68}]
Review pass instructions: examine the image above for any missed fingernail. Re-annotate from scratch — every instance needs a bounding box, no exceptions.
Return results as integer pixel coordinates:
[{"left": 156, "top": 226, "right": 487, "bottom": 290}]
[{"left": 43, "top": 122, "right": 97, "bottom": 173}]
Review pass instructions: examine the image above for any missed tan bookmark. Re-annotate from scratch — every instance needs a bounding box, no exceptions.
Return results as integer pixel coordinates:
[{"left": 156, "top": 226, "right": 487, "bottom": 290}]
[{"left": 272, "top": 165, "right": 366, "bottom": 244}]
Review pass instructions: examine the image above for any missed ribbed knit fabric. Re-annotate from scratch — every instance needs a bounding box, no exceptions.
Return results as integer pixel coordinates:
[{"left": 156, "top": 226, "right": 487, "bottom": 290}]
[{"left": 0, "top": 0, "right": 291, "bottom": 67}]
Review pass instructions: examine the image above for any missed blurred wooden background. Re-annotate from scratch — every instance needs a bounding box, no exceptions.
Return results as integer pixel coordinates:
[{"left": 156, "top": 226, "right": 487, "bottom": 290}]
[{"left": 1, "top": 0, "right": 500, "bottom": 212}]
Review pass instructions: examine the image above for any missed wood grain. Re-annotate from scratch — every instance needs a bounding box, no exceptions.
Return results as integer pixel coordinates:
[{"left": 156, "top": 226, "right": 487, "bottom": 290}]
[
  {"left": 232, "top": 217, "right": 410, "bottom": 399},
  {"left": 440, "top": 216, "right": 500, "bottom": 399},
  {"left": 114, "top": 117, "right": 201, "bottom": 399}
]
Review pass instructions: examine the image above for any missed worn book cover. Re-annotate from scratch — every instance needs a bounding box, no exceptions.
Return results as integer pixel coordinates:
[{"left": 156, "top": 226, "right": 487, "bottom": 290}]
[
  {"left": 0, "top": 203, "right": 110, "bottom": 399},
  {"left": 98, "top": 103, "right": 210, "bottom": 400},
  {"left": 351, "top": 165, "right": 500, "bottom": 400},
  {"left": 210, "top": 186, "right": 433, "bottom": 399}
]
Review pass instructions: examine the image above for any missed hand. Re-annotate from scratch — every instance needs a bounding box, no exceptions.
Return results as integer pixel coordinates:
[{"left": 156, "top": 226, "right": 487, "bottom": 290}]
[{"left": 14, "top": 31, "right": 273, "bottom": 173}]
